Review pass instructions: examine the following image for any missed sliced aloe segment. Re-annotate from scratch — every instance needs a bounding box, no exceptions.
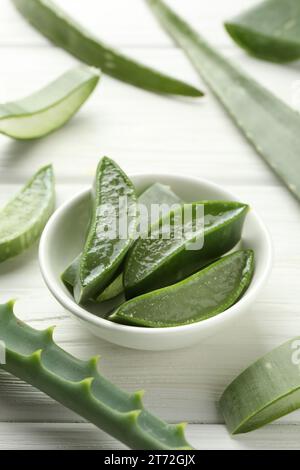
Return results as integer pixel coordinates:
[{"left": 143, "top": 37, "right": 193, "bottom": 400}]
[
  {"left": 97, "top": 183, "right": 183, "bottom": 302},
  {"left": 225, "top": 0, "right": 300, "bottom": 63},
  {"left": 74, "top": 157, "right": 137, "bottom": 304},
  {"left": 124, "top": 201, "right": 248, "bottom": 299},
  {"left": 0, "top": 165, "right": 55, "bottom": 263},
  {"left": 146, "top": 0, "right": 300, "bottom": 202},
  {"left": 63, "top": 183, "right": 183, "bottom": 300},
  {"left": 220, "top": 337, "right": 300, "bottom": 434},
  {"left": 11, "top": 0, "right": 203, "bottom": 98},
  {"left": 0, "top": 65, "right": 100, "bottom": 140},
  {"left": 0, "top": 300, "right": 192, "bottom": 449},
  {"left": 111, "top": 250, "right": 254, "bottom": 327}
]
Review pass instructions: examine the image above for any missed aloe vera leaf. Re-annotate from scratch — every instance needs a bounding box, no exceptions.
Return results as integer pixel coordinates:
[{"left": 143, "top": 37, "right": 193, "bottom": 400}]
[
  {"left": 124, "top": 201, "right": 249, "bottom": 299},
  {"left": 11, "top": 0, "right": 203, "bottom": 98},
  {"left": 111, "top": 250, "right": 254, "bottom": 327},
  {"left": 225, "top": 0, "right": 300, "bottom": 63},
  {"left": 0, "top": 165, "right": 55, "bottom": 263},
  {"left": 146, "top": 0, "right": 300, "bottom": 203},
  {"left": 74, "top": 158, "right": 138, "bottom": 304},
  {"left": 220, "top": 337, "right": 300, "bottom": 434},
  {"left": 0, "top": 65, "right": 100, "bottom": 140},
  {"left": 63, "top": 183, "right": 183, "bottom": 301},
  {"left": 0, "top": 301, "right": 192, "bottom": 450}
]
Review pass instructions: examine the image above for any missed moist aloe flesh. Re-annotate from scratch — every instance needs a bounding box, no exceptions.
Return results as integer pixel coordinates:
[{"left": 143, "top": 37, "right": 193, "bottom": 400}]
[
  {"left": 0, "top": 65, "right": 100, "bottom": 140},
  {"left": 0, "top": 164, "right": 55, "bottom": 262},
  {"left": 74, "top": 157, "right": 137, "bottom": 304},
  {"left": 111, "top": 250, "right": 254, "bottom": 327},
  {"left": 124, "top": 201, "right": 249, "bottom": 299}
]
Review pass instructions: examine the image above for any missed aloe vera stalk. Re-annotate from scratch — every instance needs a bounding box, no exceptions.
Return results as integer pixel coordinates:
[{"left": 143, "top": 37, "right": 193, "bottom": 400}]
[
  {"left": 63, "top": 183, "right": 183, "bottom": 301},
  {"left": 11, "top": 0, "right": 203, "bottom": 98},
  {"left": 220, "top": 337, "right": 300, "bottom": 434},
  {"left": 111, "top": 250, "right": 254, "bottom": 327},
  {"left": 225, "top": 0, "right": 300, "bottom": 63},
  {"left": 0, "top": 165, "right": 55, "bottom": 263},
  {"left": 124, "top": 201, "right": 248, "bottom": 299},
  {"left": 0, "top": 301, "right": 192, "bottom": 450},
  {"left": 146, "top": 0, "right": 300, "bottom": 203},
  {"left": 74, "top": 158, "right": 138, "bottom": 304},
  {"left": 0, "top": 66, "right": 100, "bottom": 140}
]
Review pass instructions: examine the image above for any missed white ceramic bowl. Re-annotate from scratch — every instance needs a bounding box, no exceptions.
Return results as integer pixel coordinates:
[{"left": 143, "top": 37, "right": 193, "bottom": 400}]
[{"left": 39, "top": 173, "right": 273, "bottom": 351}]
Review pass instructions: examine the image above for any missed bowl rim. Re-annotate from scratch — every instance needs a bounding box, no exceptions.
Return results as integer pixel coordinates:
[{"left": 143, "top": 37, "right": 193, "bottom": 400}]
[{"left": 39, "top": 172, "right": 273, "bottom": 336}]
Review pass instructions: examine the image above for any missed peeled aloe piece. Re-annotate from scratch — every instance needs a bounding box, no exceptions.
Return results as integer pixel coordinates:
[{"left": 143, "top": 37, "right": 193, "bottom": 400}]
[
  {"left": 225, "top": 0, "right": 300, "bottom": 63},
  {"left": 111, "top": 250, "right": 254, "bottom": 327},
  {"left": 146, "top": 0, "right": 300, "bottom": 202},
  {"left": 74, "top": 157, "right": 138, "bottom": 304},
  {"left": 220, "top": 337, "right": 300, "bottom": 434},
  {"left": 0, "top": 65, "right": 100, "bottom": 140},
  {"left": 124, "top": 201, "right": 248, "bottom": 299},
  {"left": 11, "top": 0, "right": 203, "bottom": 98},
  {"left": 0, "top": 301, "right": 192, "bottom": 450},
  {"left": 0, "top": 165, "right": 55, "bottom": 263}
]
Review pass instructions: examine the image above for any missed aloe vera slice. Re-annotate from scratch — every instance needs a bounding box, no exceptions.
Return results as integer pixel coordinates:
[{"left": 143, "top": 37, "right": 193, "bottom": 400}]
[
  {"left": 146, "top": 0, "right": 300, "bottom": 203},
  {"left": 63, "top": 183, "right": 183, "bottom": 301},
  {"left": 225, "top": 0, "right": 300, "bottom": 63},
  {"left": 124, "top": 201, "right": 248, "bottom": 299},
  {"left": 0, "top": 301, "right": 192, "bottom": 450},
  {"left": 11, "top": 0, "right": 203, "bottom": 98},
  {"left": 111, "top": 250, "right": 254, "bottom": 327},
  {"left": 97, "top": 183, "right": 183, "bottom": 302},
  {"left": 220, "top": 337, "right": 300, "bottom": 434},
  {"left": 74, "top": 158, "right": 137, "bottom": 304},
  {"left": 0, "top": 65, "right": 100, "bottom": 140},
  {"left": 0, "top": 165, "right": 55, "bottom": 263}
]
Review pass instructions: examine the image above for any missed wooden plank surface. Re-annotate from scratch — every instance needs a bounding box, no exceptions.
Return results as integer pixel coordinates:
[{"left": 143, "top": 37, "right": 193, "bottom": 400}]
[{"left": 0, "top": 0, "right": 300, "bottom": 450}]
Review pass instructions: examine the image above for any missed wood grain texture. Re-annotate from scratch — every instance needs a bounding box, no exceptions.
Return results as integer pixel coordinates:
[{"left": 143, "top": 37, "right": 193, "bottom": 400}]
[{"left": 0, "top": 0, "right": 299, "bottom": 450}]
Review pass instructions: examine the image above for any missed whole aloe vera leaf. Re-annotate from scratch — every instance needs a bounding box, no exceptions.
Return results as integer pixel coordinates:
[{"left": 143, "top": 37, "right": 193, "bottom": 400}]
[
  {"left": 0, "top": 165, "right": 55, "bottom": 263},
  {"left": 0, "top": 66, "right": 100, "bottom": 140},
  {"left": 146, "top": 0, "right": 300, "bottom": 203},
  {"left": 0, "top": 301, "right": 192, "bottom": 450},
  {"left": 111, "top": 250, "right": 254, "bottom": 327},
  {"left": 225, "top": 0, "right": 300, "bottom": 63},
  {"left": 74, "top": 157, "right": 138, "bottom": 304},
  {"left": 220, "top": 337, "right": 300, "bottom": 434},
  {"left": 63, "top": 183, "right": 183, "bottom": 301},
  {"left": 11, "top": 0, "right": 203, "bottom": 98},
  {"left": 124, "top": 201, "right": 248, "bottom": 299}
]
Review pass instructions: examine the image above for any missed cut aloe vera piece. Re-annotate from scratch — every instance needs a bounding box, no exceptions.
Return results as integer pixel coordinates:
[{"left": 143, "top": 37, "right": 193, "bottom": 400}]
[
  {"left": 0, "top": 300, "right": 192, "bottom": 450},
  {"left": 0, "top": 165, "right": 55, "bottom": 263},
  {"left": 11, "top": 0, "right": 203, "bottom": 98},
  {"left": 63, "top": 183, "right": 183, "bottom": 301},
  {"left": 111, "top": 250, "right": 254, "bottom": 327},
  {"left": 225, "top": 0, "right": 300, "bottom": 63},
  {"left": 124, "top": 201, "right": 248, "bottom": 299},
  {"left": 74, "top": 157, "right": 137, "bottom": 304},
  {"left": 97, "top": 183, "right": 183, "bottom": 302},
  {"left": 146, "top": 0, "right": 300, "bottom": 203},
  {"left": 0, "top": 65, "right": 100, "bottom": 140},
  {"left": 220, "top": 337, "right": 300, "bottom": 434}
]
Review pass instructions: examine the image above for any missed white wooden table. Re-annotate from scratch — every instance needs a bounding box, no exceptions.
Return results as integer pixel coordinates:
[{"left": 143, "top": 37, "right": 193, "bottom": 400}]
[{"left": 1, "top": 0, "right": 300, "bottom": 450}]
